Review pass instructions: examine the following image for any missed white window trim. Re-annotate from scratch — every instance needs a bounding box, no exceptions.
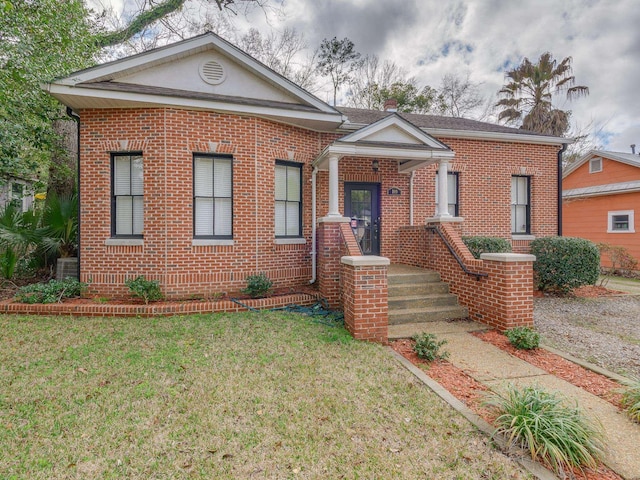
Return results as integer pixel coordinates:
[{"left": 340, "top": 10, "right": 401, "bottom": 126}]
[
  {"left": 589, "top": 157, "right": 602, "bottom": 173},
  {"left": 274, "top": 238, "right": 306, "bottom": 245},
  {"left": 607, "top": 210, "right": 635, "bottom": 233}
]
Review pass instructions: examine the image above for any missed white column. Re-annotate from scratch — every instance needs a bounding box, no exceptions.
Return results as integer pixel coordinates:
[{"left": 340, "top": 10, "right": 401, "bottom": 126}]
[
  {"left": 436, "top": 159, "right": 451, "bottom": 218},
  {"left": 328, "top": 155, "right": 341, "bottom": 217}
]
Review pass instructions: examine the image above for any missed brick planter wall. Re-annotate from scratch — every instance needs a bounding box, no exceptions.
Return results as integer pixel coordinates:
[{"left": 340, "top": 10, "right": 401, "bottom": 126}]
[{"left": 340, "top": 256, "right": 389, "bottom": 343}]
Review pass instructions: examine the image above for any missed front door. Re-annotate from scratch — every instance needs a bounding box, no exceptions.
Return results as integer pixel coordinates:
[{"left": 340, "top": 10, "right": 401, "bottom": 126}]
[{"left": 344, "top": 183, "right": 380, "bottom": 255}]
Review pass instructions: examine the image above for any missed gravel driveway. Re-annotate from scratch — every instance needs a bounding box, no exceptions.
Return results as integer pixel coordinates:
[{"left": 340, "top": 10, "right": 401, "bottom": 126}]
[{"left": 535, "top": 295, "right": 640, "bottom": 379}]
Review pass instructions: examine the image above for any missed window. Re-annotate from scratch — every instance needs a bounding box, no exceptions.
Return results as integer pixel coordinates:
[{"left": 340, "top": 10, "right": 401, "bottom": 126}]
[
  {"left": 193, "top": 154, "right": 233, "bottom": 238},
  {"left": 589, "top": 157, "right": 602, "bottom": 173},
  {"left": 511, "top": 175, "right": 530, "bottom": 234},
  {"left": 112, "top": 153, "right": 143, "bottom": 237},
  {"left": 608, "top": 210, "right": 635, "bottom": 233},
  {"left": 434, "top": 172, "right": 459, "bottom": 216},
  {"left": 275, "top": 161, "right": 302, "bottom": 237}
]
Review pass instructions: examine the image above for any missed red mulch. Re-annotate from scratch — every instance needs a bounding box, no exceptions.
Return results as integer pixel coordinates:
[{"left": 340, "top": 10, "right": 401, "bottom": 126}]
[
  {"left": 473, "top": 330, "right": 624, "bottom": 408},
  {"left": 390, "top": 338, "right": 624, "bottom": 480}
]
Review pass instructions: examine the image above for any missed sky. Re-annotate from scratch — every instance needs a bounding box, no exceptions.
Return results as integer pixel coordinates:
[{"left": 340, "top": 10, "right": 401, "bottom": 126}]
[{"left": 93, "top": 0, "right": 640, "bottom": 154}]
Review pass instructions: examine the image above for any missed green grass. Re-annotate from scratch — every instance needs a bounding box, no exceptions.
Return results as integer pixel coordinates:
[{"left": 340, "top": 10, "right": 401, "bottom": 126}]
[{"left": 0, "top": 312, "right": 531, "bottom": 479}]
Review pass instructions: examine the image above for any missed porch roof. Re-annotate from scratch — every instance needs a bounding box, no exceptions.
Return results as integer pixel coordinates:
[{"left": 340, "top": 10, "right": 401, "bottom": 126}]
[{"left": 314, "top": 113, "right": 455, "bottom": 173}]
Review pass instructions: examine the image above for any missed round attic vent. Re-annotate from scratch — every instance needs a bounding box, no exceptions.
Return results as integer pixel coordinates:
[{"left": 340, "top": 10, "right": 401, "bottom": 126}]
[{"left": 199, "top": 60, "right": 226, "bottom": 85}]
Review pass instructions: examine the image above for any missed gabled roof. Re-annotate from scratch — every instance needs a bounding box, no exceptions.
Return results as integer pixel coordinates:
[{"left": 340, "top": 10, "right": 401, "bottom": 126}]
[
  {"left": 563, "top": 180, "right": 640, "bottom": 199},
  {"left": 45, "top": 32, "right": 345, "bottom": 131},
  {"left": 337, "top": 107, "right": 567, "bottom": 145},
  {"left": 314, "top": 114, "right": 454, "bottom": 172},
  {"left": 563, "top": 149, "right": 640, "bottom": 178}
]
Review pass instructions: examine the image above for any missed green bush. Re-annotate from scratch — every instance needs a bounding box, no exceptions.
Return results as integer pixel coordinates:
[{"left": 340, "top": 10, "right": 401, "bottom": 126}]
[
  {"left": 621, "top": 380, "right": 640, "bottom": 423},
  {"left": 125, "top": 275, "right": 163, "bottom": 304},
  {"left": 505, "top": 327, "right": 540, "bottom": 350},
  {"left": 485, "top": 385, "right": 605, "bottom": 475},
  {"left": 530, "top": 237, "right": 599, "bottom": 293},
  {"left": 242, "top": 272, "right": 273, "bottom": 298},
  {"left": 15, "top": 278, "right": 87, "bottom": 304},
  {"left": 462, "top": 236, "right": 512, "bottom": 259},
  {"left": 412, "top": 333, "right": 449, "bottom": 362}
]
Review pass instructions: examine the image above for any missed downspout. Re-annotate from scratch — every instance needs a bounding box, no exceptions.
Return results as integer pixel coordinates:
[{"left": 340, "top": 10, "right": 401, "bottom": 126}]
[
  {"left": 310, "top": 166, "right": 318, "bottom": 284},
  {"left": 557, "top": 143, "right": 567, "bottom": 236},
  {"left": 409, "top": 171, "right": 415, "bottom": 226},
  {"left": 66, "top": 107, "right": 80, "bottom": 279}
]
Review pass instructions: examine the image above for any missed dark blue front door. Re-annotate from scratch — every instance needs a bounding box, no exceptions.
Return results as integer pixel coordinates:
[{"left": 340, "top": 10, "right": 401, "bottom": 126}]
[{"left": 344, "top": 183, "right": 380, "bottom": 255}]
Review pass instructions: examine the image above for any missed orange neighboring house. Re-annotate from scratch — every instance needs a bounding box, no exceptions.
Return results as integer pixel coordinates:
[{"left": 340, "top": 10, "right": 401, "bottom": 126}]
[{"left": 563, "top": 149, "right": 640, "bottom": 268}]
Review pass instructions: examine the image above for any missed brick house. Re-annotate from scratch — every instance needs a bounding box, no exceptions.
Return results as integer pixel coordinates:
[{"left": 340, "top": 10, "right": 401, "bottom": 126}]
[
  {"left": 563, "top": 149, "right": 640, "bottom": 268},
  {"left": 45, "top": 32, "right": 566, "bottom": 340}
]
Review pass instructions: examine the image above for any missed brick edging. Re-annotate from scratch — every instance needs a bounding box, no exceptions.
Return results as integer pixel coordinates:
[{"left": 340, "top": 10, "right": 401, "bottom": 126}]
[{"left": 0, "top": 293, "right": 321, "bottom": 317}]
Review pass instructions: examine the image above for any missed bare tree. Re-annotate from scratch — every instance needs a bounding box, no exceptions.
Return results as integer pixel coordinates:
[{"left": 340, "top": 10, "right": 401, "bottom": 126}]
[
  {"left": 346, "top": 55, "right": 408, "bottom": 109},
  {"left": 438, "top": 73, "right": 484, "bottom": 117}
]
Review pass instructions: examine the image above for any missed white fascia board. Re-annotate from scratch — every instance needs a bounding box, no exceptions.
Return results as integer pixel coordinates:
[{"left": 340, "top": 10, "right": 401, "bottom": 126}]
[
  {"left": 563, "top": 185, "right": 640, "bottom": 199},
  {"left": 47, "top": 84, "right": 344, "bottom": 127}
]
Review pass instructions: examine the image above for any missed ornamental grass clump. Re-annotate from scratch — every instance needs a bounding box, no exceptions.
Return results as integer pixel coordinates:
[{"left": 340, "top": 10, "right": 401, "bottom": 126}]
[
  {"left": 484, "top": 385, "right": 605, "bottom": 476},
  {"left": 412, "top": 333, "right": 449, "bottom": 362},
  {"left": 621, "top": 379, "right": 640, "bottom": 423},
  {"left": 505, "top": 327, "right": 540, "bottom": 350}
]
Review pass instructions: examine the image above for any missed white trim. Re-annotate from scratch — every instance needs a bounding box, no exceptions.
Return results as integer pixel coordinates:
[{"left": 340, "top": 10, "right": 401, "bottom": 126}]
[
  {"left": 274, "top": 238, "right": 306, "bottom": 245},
  {"left": 511, "top": 235, "right": 536, "bottom": 241},
  {"left": 192, "top": 239, "right": 234, "bottom": 246},
  {"left": 105, "top": 238, "right": 144, "bottom": 246},
  {"left": 480, "top": 253, "right": 536, "bottom": 262},
  {"left": 607, "top": 210, "right": 635, "bottom": 233},
  {"left": 341, "top": 255, "right": 390, "bottom": 267}
]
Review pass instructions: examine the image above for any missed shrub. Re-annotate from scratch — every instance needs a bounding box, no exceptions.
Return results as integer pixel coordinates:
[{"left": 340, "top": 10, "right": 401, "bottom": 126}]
[
  {"left": 621, "top": 379, "right": 640, "bottom": 423},
  {"left": 530, "top": 237, "right": 599, "bottom": 293},
  {"left": 125, "top": 275, "right": 163, "bottom": 304},
  {"left": 597, "top": 243, "right": 638, "bottom": 276},
  {"left": 485, "top": 385, "right": 605, "bottom": 475},
  {"left": 462, "top": 236, "right": 512, "bottom": 259},
  {"left": 505, "top": 327, "right": 540, "bottom": 350},
  {"left": 242, "top": 272, "right": 273, "bottom": 298},
  {"left": 15, "top": 278, "right": 87, "bottom": 304},
  {"left": 412, "top": 333, "right": 449, "bottom": 362}
]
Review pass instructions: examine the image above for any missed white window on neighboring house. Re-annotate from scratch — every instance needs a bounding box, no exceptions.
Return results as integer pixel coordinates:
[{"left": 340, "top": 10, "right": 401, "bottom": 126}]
[
  {"left": 608, "top": 210, "right": 635, "bottom": 233},
  {"left": 434, "top": 171, "right": 459, "bottom": 217},
  {"left": 193, "top": 154, "right": 233, "bottom": 238},
  {"left": 275, "top": 161, "right": 302, "bottom": 237},
  {"left": 112, "top": 153, "right": 144, "bottom": 237},
  {"left": 589, "top": 157, "right": 602, "bottom": 173},
  {"left": 511, "top": 175, "right": 531, "bottom": 234}
]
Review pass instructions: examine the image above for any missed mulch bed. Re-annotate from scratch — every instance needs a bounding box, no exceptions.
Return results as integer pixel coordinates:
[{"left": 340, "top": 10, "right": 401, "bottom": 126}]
[{"left": 390, "top": 337, "right": 624, "bottom": 480}]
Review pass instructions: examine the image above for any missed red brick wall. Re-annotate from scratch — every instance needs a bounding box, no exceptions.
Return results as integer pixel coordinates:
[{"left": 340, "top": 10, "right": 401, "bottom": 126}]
[
  {"left": 79, "top": 106, "right": 558, "bottom": 299},
  {"left": 399, "top": 223, "right": 534, "bottom": 331}
]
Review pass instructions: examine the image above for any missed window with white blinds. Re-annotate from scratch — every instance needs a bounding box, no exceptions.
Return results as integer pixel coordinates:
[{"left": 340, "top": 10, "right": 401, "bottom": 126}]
[
  {"left": 112, "top": 153, "right": 143, "bottom": 237},
  {"left": 275, "top": 161, "right": 302, "bottom": 237},
  {"left": 511, "top": 175, "right": 530, "bottom": 234},
  {"left": 193, "top": 155, "right": 233, "bottom": 238}
]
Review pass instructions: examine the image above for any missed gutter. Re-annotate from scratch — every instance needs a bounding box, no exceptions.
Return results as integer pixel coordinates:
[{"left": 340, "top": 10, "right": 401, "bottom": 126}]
[
  {"left": 557, "top": 143, "right": 567, "bottom": 236},
  {"left": 310, "top": 167, "right": 318, "bottom": 284},
  {"left": 66, "top": 107, "right": 81, "bottom": 278}
]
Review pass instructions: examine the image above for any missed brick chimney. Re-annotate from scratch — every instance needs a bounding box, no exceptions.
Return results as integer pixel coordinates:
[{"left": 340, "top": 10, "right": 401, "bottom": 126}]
[{"left": 383, "top": 98, "right": 398, "bottom": 112}]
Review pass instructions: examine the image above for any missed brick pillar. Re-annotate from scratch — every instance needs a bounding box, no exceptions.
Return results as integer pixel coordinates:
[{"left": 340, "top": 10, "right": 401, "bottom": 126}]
[
  {"left": 479, "top": 253, "right": 536, "bottom": 331},
  {"left": 341, "top": 256, "right": 390, "bottom": 343},
  {"left": 317, "top": 217, "right": 350, "bottom": 308}
]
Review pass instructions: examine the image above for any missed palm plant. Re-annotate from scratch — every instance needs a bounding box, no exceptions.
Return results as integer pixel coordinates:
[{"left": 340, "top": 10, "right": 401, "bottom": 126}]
[
  {"left": 0, "top": 204, "right": 39, "bottom": 279},
  {"left": 38, "top": 192, "right": 78, "bottom": 260},
  {"left": 496, "top": 52, "right": 589, "bottom": 136}
]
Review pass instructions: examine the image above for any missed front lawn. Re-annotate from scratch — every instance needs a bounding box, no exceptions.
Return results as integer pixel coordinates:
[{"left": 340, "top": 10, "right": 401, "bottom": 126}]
[{"left": 0, "top": 312, "right": 529, "bottom": 479}]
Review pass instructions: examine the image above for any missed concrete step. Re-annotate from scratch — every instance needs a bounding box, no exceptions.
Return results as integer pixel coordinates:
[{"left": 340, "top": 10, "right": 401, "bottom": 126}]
[
  {"left": 388, "top": 305, "right": 469, "bottom": 325},
  {"left": 388, "top": 282, "right": 450, "bottom": 297},
  {"left": 388, "top": 270, "right": 441, "bottom": 285},
  {"left": 388, "top": 293, "right": 460, "bottom": 310}
]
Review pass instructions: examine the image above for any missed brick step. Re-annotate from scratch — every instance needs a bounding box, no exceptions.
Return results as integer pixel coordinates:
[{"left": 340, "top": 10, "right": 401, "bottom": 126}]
[
  {"left": 388, "top": 305, "right": 469, "bottom": 325},
  {"left": 388, "top": 293, "right": 459, "bottom": 310}
]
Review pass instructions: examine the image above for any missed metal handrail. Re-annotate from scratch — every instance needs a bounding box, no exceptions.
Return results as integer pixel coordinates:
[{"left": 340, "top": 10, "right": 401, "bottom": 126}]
[{"left": 425, "top": 225, "right": 488, "bottom": 281}]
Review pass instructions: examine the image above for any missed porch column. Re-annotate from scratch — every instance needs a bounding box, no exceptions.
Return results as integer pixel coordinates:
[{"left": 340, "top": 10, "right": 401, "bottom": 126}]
[
  {"left": 327, "top": 154, "right": 341, "bottom": 217},
  {"left": 436, "top": 159, "right": 451, "bottom": 218}
]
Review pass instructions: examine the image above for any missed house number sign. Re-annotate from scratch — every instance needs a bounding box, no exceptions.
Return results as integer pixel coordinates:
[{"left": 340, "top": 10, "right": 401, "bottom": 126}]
[{"left": 387, "top": 188, "right": 401, "bottom": 195}]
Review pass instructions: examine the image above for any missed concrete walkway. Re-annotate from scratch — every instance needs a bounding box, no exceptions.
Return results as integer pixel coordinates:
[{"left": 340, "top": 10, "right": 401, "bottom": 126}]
[
  {"left": 405, "top": 320, "right": 640, "bottom": 480},
  {"left": 601, "top": 275, "right": 640, "bottom": 295}
]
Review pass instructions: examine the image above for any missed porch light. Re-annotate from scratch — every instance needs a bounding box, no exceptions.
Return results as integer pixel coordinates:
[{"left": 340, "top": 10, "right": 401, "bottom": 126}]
[{"left": 372, "top": 159, "right": 379, "bottom": 172}]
